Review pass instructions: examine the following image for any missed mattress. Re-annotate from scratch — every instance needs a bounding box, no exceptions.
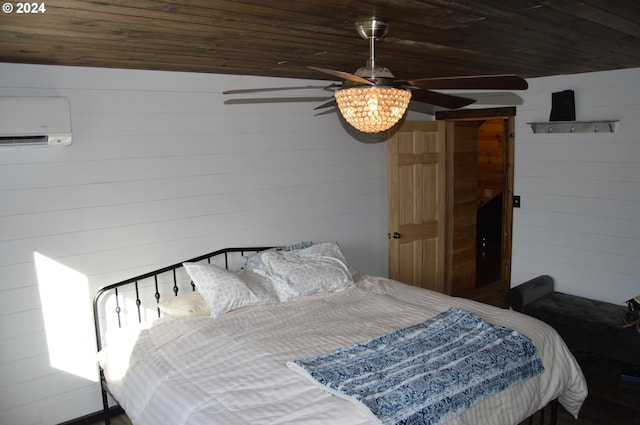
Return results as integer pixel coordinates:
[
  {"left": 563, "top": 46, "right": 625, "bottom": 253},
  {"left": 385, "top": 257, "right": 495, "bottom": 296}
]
[{"left": 99, "top": 274, "right": 587, "bottom": 425}]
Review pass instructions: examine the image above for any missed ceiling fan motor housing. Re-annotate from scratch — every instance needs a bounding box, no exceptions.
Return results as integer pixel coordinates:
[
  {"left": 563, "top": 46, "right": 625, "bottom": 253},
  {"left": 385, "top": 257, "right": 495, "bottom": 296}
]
[{"left": 350, "top": 20, "right": 398, "bottom": 88}]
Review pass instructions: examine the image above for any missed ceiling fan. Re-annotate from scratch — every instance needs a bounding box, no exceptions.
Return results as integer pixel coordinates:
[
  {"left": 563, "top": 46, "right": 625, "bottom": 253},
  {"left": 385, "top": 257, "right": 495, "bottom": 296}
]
[{"left": 223, "top": 19, "right": 528, "bottom": 133}]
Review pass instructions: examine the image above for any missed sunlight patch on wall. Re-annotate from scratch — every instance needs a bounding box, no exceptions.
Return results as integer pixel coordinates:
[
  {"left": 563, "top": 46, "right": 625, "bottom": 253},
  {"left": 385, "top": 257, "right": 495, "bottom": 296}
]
[{"left": 34, "top": 252, "right": 98, "bottom": 382}]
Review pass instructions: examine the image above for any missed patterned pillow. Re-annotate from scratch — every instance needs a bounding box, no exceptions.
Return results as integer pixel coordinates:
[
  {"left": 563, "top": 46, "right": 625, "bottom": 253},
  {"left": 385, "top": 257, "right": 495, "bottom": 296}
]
[
  {"left": 183, "top": 263, "right": 278, "bottom": 318},
  {"left": 157, "top": 291, "right": 210, "bottom": 317},
  {"left": 261, "top": 242, "right": 354, "bottom": 301}
]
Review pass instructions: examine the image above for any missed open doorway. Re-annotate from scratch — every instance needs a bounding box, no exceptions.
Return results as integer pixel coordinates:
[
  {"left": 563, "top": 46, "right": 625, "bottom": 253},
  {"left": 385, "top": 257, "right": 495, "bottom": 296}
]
[
  {"left": 476, "top": 119, "right": 505, "bottom": 287},
  {"left": 436, "top": 107, "right": 515, "bottom": 307}
]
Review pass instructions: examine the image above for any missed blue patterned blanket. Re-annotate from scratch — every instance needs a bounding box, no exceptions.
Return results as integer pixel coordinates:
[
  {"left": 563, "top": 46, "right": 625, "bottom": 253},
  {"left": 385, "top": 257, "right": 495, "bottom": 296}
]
[{"left": 288, "top": 308, "right": 544, "bottom": 425}]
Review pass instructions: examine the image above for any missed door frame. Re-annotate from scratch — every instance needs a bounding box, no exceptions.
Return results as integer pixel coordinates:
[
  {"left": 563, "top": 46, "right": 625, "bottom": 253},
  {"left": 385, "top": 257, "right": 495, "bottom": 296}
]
[{"left": 435, "top": 107, "right": 516, "bottom": 300}]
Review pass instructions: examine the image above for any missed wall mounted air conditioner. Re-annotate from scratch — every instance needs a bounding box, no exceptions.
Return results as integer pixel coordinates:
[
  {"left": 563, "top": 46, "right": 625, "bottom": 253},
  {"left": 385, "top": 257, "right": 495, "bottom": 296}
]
[{"left": 0, "top": 97, "right": 72, "bottom": 148}]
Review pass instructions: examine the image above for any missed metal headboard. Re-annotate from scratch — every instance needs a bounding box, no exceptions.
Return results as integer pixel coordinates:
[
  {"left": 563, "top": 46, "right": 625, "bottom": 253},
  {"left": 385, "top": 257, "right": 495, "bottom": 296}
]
[
  {"left": 93, "top": 246, "right": 272, "bottom": 352},
  {"left": 92, "top": 246, "right": 272, "bottom": 424}
]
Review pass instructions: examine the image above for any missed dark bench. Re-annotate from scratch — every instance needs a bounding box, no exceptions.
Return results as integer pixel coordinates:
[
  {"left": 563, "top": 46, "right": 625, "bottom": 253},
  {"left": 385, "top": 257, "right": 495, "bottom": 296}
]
[{"left": 509, "top": 275, "right": 640, "bottom": 366}]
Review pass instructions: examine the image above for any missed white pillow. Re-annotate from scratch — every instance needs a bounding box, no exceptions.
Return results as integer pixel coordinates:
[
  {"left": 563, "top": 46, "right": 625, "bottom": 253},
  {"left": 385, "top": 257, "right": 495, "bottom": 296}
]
[
  {"left": 183, "top": 263, "right": 278, "bottom": 318},
  {"left": 261, "top": 242, "right": 354, "bottom": 301},
  {"left": 242, "top": 242, "right": 314, "bottom": 273},
  {"left": 157, "top": 291, "right": 210, "bottom": 317}
]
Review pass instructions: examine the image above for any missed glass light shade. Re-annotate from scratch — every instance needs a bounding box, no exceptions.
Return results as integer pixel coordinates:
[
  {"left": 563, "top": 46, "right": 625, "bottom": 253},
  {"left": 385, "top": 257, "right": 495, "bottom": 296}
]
[{"left": 335, "top": 86, "right": 412, "bottom": 133}]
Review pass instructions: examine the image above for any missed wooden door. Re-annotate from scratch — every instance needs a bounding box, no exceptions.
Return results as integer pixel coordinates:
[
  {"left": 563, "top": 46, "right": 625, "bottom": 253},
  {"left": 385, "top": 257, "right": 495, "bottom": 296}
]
[{"left": 387, "top": 121, "right": 446, "bottom": 292}]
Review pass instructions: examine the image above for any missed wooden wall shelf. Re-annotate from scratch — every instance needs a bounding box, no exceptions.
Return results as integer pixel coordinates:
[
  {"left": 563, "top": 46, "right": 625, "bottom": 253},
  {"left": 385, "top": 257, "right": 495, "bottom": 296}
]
[{"left": 527, "top": 120, "right": 619, "bottom": 134}]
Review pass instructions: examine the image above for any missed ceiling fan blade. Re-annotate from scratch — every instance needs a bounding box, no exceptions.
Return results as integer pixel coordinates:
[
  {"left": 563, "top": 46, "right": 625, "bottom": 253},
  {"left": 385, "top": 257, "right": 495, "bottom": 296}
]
[
  {"left": 308, "top": 66, "right": 374, "bottom": 86},
  {"left": 223, "top": 84, "right": 338, "bottom": 95},
  {"left": 411, "top": 89, "right": 476, "bottom": 109},
  {"left": 225, "top": 97, "right": 333, "bottom": 105},
  {"left": 408, "top": 75, "right": 528, "bottom": 90},
  {"left": 314, "top": 99, "right": 337, "bottom": 110}
]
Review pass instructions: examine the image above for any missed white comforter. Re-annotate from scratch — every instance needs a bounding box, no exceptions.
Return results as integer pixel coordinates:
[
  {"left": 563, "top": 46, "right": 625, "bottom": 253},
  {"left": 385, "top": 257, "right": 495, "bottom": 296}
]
[{"left": 100, "top": 275, "right": 587, "bottom": 425}]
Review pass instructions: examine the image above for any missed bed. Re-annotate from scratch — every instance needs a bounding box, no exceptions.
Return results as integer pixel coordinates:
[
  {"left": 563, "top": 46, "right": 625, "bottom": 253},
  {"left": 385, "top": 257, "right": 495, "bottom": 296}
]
[{"left": 93, "top": 243, "right": 587, "bottom": 425}]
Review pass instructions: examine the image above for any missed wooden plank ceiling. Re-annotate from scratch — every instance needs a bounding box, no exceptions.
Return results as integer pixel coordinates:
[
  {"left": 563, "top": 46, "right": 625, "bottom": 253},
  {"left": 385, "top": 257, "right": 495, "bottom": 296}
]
[{"left": 1, "top": 0, "right": 640, "bottom": 83}]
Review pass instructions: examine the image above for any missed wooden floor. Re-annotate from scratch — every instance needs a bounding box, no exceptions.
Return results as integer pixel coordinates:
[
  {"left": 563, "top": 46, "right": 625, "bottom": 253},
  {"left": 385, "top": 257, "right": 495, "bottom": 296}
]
[
  {"left": 465, "top": 279, "right": 509, "bottom": 308},
  {"left": 555, "top": 354, "right": 640, "bottom": 425},
  {"left": 92, "top": 414, "right": 131, "bottom": 425}
]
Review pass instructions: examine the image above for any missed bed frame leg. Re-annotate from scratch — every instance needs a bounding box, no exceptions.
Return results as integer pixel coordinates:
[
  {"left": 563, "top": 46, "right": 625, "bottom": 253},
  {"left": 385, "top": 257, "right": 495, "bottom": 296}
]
[
  {"left": 526, "top": 398, "right": 558, "bottom": 425},
  {"left": 550, "top": 398, "right": 558, "bottom": 425},
  {"left": 100, "top": 377, "right": 111, "bottom": 425}
]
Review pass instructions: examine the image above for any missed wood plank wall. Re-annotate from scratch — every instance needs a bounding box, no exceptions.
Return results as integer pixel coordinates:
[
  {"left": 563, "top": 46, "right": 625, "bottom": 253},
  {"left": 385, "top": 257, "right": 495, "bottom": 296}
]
[
  {"left": 0, "top": 63, "right": 389, "bottom": 425},
  {"left": 511, "top": 67, "right": 640, "bottom": 304},
  {"left": 2, "top": 62, "right": 639, "bottom": 425},
  {"left": 450, "top": 122, "right": 479, "bottom": 296},
  {"left": 477, "top": 120, "right": 505, "bottom": 205}
]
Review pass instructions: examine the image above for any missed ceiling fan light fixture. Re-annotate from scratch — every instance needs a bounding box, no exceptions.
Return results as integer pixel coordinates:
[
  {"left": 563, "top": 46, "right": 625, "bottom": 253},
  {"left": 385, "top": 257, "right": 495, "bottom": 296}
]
[
  {"left": 225, "top": 19, "right": 527, "bottom": 130},
  {"left": 335, "top": 86, "right": 411, "bottom": 133}
]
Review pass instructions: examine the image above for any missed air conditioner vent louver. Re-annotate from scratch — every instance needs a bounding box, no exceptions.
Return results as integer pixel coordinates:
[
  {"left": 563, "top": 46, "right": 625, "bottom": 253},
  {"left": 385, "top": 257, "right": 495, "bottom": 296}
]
[
  {"left": 0, "top": 97, "right": 72, "bottom": 148},
  {"left": 0, "top": 135, "right": 49, "bottom": 146}
]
